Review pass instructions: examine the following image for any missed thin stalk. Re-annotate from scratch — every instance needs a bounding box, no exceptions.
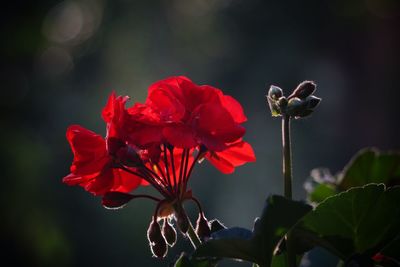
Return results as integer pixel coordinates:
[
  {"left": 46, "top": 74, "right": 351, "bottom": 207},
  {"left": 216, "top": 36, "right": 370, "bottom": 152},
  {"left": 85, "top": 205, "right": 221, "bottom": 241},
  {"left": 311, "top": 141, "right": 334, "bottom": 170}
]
[
  {"left": 120, "top": 165, "right": 171, "bottom": 199},
  {"left": 129, "top": 194, "right": 161, "bottom": 202},
  {"left": 282, "top": 114, "right": 296, "bottom": 267},
  {"left": 169, "top": 146, "right": 178, "bottom": 194},
  {"left": 163, "top": 144, "right": 172, "bottom": 190},
  {"left": 186, "top": 218, "right": 202, "bottom": 249},
  {"left": 282, "top": 115, "right": 292, "bottom": 199}
]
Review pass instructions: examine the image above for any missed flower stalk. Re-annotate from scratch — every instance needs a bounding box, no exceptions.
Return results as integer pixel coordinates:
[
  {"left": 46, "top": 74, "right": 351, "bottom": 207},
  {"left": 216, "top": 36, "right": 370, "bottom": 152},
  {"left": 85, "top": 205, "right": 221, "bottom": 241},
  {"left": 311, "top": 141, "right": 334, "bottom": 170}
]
[
  {"left": 186, "top": 219, "right": 202, "bottom": 249},
  {"left": 282, "top": 114, "right": 292, "bottom": 199},
  {"left": 268, "top": 81, "right": 321, "bottom": 267},
  {"left": 282, "top": 115, "right": 296, "bottom": 267}
]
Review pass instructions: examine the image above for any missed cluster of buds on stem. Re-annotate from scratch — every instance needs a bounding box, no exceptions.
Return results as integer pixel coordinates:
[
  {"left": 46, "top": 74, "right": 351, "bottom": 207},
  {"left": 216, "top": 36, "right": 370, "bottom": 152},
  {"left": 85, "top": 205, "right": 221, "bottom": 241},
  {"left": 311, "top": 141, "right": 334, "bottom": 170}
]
[{"left": 267, "top": 81, "right": 321, "bottom": 119}]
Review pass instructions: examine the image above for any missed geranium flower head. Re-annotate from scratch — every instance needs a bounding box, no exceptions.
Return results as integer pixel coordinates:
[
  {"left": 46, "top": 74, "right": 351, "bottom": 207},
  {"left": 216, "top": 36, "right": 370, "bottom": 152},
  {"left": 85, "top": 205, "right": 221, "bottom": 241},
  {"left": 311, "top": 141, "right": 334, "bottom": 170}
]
[{"left": 63, "top": 76, "right": 256, "bottom": 258}]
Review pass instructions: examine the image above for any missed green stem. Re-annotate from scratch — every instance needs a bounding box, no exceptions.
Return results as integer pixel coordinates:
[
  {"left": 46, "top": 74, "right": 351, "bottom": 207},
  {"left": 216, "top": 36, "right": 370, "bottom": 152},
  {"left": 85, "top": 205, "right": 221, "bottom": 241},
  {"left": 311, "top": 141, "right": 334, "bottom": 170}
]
[
  {"left": 282, "top": 115, "right": 296, "bottom": 267},
  {"left": 282, "top": 115, "right": 292, "bottom": 199},
  {"left": 186, "top": 219, "right": 202, "bottom": 249}
]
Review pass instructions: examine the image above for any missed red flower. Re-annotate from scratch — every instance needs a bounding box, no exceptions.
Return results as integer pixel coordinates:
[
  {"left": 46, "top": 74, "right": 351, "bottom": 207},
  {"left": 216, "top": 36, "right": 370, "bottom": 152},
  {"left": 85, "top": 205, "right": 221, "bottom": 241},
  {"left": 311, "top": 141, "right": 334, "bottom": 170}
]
[
  {"left": 63, "top": 77, "right": 256, "bottom": 257},
  {"left": 63, "top": 125, "right": 145, "bottom": 196},
  {"left": 145, "top": 76, "right": 255, "bottom": 172}
]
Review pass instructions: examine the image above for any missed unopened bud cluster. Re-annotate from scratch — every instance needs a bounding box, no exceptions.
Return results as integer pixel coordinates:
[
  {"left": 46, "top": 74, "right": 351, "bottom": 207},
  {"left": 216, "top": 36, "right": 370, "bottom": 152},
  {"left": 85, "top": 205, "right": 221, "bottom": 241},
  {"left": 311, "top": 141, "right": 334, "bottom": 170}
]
[
  {"left": 267, "top": 81, "right": 321, "bottom": 119},
  {"left": 147, "top": 217, "right": 179, "bottom": 258}
]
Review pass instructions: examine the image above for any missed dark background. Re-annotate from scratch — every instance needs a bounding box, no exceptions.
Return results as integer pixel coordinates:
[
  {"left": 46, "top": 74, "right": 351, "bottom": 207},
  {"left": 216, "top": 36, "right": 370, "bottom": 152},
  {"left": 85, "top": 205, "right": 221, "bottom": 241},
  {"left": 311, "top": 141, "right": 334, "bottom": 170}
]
[{"left": 1, "top": 0, "right": 399, "bottom": 266}]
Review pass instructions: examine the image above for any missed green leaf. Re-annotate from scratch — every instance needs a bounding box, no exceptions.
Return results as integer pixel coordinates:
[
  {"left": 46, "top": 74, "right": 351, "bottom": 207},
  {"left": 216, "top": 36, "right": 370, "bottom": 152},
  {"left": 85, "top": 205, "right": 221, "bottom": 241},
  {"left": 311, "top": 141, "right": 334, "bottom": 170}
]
[
  {"left": 304, "top": 149, "right": 400, "bottom": 204},
  {"left": 379, "top": 235, "right": 400, "bottom": 262},
  {"left": 174, "top": 253, "right": 216, "bottom": 267},
  {"left": 299, "top": 184, "right": 400, "bottom": 259},
  {"left": 253, "top": 195, "right": 312, "bottom": 265},
  {"left": 340, "top": 148, "right": 400, "bottom": 189},
  {"left": 192, "top": 227, "right": 259, "bottom": 264},
  {"left": 270, "top": 253, "right": 303, "bottom": 267},
  {"left": 308, "top": 183, "right": 337, "bottom": 203},
  {"left": 193, "top": 195, "right": 312, "bottom": 266}
]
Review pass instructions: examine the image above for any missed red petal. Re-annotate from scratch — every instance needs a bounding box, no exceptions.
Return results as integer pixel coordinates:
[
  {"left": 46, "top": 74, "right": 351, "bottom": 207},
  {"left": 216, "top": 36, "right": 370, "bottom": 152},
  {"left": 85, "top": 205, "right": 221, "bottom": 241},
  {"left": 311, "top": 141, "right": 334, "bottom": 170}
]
[
  {"left": 216, "top": 141, "right": 256, "bottom": 166},
  {"left": 66, "top": 125, "right": 109, "bottom": 175},
  {"left": 205, "top": 141, "right": 256, "bottom": 174},
  {"left": 128, "top": 124, "right": 163, "bottom": 146},
  {"left": 206, "top": 153, "right": 234, "bottom": 174},
  {"left": 193, "top": 104, "right": 245, "bottom": 150},
  {"left": 111, "top": 168, "right": 146, "bottom": 192},
  {"left": 82, "top": 168, "right": 115, "bottom": 196},
  {"left": 218, "top": 93, "right": 247, "bottom": 123},
  {"left": 146, "top": 80, "right": 185, "bottom": 122},
  {"left": 102, "top": 91, "right": 129, "bottom": 124},
  {"left": 163, "top": 124, "right": 197, "bottom": 148}
]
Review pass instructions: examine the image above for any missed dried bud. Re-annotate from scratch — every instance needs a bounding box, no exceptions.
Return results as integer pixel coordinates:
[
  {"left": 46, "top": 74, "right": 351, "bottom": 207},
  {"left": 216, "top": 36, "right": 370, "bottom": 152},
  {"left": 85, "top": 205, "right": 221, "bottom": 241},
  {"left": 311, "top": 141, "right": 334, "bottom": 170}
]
[
  {"left": 162, "top": 219, "right": 177, "bottom": 247},
  {"left": 291, "top": 81, "right": 316, "bottom": 99},
  {"left": 268, "top": 85, "right": 283, "bottom": 100},
  {"left": 150, "top": 238, "right": 167, "bottom": 258},
  {"left": 195, "top": 213, "right": 211, "bottom": 240},
  {"left": 175, "top": 207, "right": 189, "bottom": 234},
  {"left": 209, "top": 219, "right": 226, "bottom": 233}
]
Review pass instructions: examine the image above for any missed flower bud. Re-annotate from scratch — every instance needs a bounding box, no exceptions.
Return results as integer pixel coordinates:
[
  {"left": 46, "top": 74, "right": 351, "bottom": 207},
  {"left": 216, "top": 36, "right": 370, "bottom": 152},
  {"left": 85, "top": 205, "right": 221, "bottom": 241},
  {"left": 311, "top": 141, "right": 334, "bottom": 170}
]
[
  {"left": 175, "top": 207, "right": 189, "bottom": 234},
  {"left": 150, "top": 238, "right": 168, "bottom": 258},
  {"left": 147, "top": 219, "right": 163, "bottom": 244},
  {"left": 209, "top": 219, "right": 226, "bottom": 233},
  {"left": 267, "top": 97, "right": 281, "bottom": 117},
  {"left": 291, "top": 81, "right": 316, "bottom": 99},
  {"left": 195, "top": 213, "right": 211, "bottom": 240},
  {"left": 147, "top": 219, "right": 168, "bottom": 258},
  {"left": 162, "top": 219, "right": 177, "bottom": 247},
  {"left": 286, "top": 97, "right": 307, "bottom": 116},
  {"left": 268, "top": 85, "right": 283, "bottom": 100},
  {"left": 267, "top": 93, "right": 287, "bottom": 117},
  {"left": 294, "top": 109, "right": 313, "bottom": 119},
  {"left": 278, "top": 96, "right": 288, "bottom": 108},
  {"left": 305, "top": 95, "right": 321, "bottom": 109}
]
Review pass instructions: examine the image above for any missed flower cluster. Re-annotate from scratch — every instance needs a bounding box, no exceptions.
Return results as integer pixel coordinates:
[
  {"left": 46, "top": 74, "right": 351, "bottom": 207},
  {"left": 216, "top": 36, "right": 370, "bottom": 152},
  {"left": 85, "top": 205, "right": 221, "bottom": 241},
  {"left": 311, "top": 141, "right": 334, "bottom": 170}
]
[{"left": 63, "top": 76, "right": 255, "bottom": 257}]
